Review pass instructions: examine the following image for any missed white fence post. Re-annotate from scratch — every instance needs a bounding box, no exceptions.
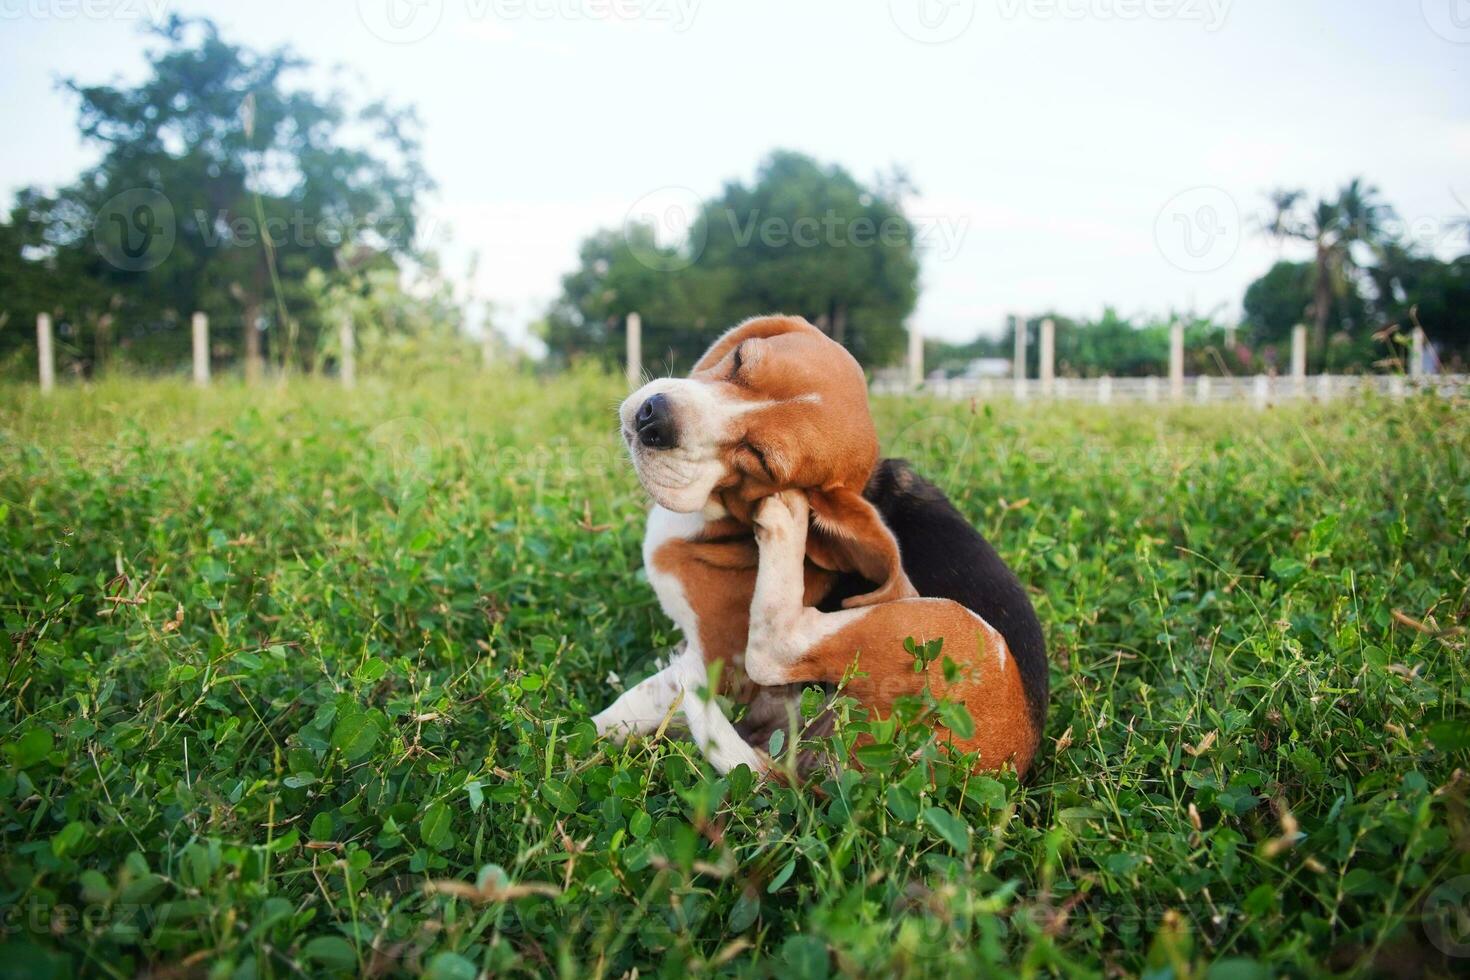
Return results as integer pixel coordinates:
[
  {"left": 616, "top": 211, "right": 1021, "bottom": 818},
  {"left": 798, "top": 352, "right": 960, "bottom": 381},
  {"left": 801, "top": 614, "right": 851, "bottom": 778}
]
[
  {"left": 1253, "top": 374, "right": 1269, "bottom": 409},
  {"left": 191, "top": 312, "right": 210, "bottom": 387},
  {"left": 1144, "top": 376, "right": 1160, "bottom": 404},
  {"left": 1196, "top": 375, "right": 1211, "bottom": 404},
  {"left": 37, "top": 312, "right": 55, "bottom": 394},
  {"left": 1039, "top": 318, "right": 1055, "bottom": 398},
  {"left": 1169, "top": 321, "right": 1184, "bottom": 402},
  {"left": 908, "top": 322, "right": 923, "bottom": 389},
  {"left": 625, "top": 312, "right": 642, "bottom": 389},
  {"left": 1012, "top": 314, "right": 1027, "bottom": 400},
  {"left": 1410, "top": 327, "right": 1425, "bottom": 378},
  {"left": 1291, "top": 324, "right": 1307, "bottom": 397},
  {"left": 339, "top": 312, "right": 356, "bottom": 390},
  {"left": 1098, "top": 375, "right": 1113, "bottom": 405},
  {"left": 1012, "top": 314, "right": 1026, "bottom": 382},
  {"left": 1316, "top": 373, "right": 1332, "bottom": 401}
]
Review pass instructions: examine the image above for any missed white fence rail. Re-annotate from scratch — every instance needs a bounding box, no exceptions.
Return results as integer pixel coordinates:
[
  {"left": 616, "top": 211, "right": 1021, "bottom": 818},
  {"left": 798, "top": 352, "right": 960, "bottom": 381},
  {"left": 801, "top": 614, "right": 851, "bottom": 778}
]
[
  {"left": 28, "top": 305, "right": 1457, "bottom": 402},
  {"left": 873, "top": 373, "right": 1470, "bottom": 406}
]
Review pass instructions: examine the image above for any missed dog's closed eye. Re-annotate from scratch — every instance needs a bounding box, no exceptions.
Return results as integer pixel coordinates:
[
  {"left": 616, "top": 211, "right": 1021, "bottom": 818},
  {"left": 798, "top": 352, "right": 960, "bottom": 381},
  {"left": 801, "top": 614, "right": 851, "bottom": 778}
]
[
  {"left": 728, "top": 342, "right": 746, "bottom": 382},
  {"left": 736, "top": 440, "right": 775, "bottom": 480}
]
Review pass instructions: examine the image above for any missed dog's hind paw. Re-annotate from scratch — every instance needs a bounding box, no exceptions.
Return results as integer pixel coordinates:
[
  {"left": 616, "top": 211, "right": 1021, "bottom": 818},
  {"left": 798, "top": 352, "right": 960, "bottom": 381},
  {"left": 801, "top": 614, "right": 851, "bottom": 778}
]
[
  {"left": 704, "top": 738, "right": 768, "bottom": 775},
  {"left": 753, "top": 490, "right": 808, "bottom": 545}
]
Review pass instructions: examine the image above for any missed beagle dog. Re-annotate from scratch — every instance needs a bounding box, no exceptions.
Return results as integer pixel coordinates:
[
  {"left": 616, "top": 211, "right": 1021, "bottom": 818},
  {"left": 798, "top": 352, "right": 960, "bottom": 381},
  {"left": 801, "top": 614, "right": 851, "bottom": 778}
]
[{"left": 592, "top": 315, "right": 1047, "bottom": 775}]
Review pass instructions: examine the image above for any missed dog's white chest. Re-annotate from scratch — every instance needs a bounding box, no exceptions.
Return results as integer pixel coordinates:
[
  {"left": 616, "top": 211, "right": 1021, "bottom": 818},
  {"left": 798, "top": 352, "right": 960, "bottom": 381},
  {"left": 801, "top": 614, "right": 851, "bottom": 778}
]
[{"left": 642, "top": 505, "right": 711, "bottom": 638}]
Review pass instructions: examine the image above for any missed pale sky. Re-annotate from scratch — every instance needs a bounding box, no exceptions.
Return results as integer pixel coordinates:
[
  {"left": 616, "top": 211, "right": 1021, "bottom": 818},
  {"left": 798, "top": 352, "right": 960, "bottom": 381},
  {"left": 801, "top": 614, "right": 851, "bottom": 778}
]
[{"left": 2, "top": 0, "right": 1467, "bottom": 354}]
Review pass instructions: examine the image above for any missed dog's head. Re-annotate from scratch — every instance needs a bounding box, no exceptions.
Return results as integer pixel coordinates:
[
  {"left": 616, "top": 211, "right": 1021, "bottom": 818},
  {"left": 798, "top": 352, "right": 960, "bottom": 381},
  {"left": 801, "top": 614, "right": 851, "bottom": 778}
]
[{"left": 619, "top": 314, "right": 916, "bottom": 607}]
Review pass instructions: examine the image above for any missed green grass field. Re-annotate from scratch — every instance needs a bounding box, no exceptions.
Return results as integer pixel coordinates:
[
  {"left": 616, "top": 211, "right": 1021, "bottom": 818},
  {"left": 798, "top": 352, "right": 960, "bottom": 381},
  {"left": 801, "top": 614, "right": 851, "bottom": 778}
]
[{"left": 1, "top": 371, "right": 1467, "bottom": 978}]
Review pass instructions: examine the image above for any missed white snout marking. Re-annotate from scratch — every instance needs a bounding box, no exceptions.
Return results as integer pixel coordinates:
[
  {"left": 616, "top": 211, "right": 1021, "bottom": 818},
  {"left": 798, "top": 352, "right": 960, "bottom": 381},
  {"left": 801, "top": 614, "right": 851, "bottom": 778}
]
[{"left": 620, "top": 378, "right": 816, "bottom": 513}]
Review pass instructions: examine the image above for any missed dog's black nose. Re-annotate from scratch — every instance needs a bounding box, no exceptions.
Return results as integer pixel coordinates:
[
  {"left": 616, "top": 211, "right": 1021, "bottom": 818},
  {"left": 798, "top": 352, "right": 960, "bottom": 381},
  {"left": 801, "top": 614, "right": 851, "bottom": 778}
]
[{"left": 635, "top": 393, "right": 677, "bottom": 449}]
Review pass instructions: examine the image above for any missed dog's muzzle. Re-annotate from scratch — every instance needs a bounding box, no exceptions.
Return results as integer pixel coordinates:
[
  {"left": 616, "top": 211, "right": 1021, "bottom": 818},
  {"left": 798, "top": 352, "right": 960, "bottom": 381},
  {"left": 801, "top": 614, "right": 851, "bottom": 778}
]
[{"left": 635, "top": 393, "right": 677, "bottom": 449}]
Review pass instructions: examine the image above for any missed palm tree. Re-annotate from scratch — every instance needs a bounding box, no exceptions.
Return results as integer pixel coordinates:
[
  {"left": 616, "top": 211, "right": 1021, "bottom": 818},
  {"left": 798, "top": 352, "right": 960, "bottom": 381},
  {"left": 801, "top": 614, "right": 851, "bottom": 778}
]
[
  {"left": 1364, "top": 240, "right": 1415, "bottom": 317},
  {"left": 1265, "top": 179, "right": 1394, "bottom": 350},
  {"left": 1447, "top": 189, "right": 1470, "bottom": 245}
]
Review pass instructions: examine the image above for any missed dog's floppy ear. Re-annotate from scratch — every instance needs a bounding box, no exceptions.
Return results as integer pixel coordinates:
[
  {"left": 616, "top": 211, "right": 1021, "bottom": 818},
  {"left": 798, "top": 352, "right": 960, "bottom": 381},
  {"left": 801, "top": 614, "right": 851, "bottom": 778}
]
[
  {"left": 806, "top": 486, "right": 917, "bottom": 608},
  {"left": 692, "top": 316, "right": 819, "bottom": 374}
]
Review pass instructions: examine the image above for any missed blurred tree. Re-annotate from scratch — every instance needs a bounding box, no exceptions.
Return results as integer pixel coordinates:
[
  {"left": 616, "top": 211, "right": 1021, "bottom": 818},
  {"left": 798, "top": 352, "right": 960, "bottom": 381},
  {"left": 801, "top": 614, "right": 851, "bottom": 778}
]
[
  {"left": 1052, "top": 309, "right": 1165, "bottom": 377},
  {"left": 689, "top": 152, "right": 919, "bottom": 366},
  {"left": 1248, "top": 191, "right": 1468, "bottom": 369},
  {"left": 1264, "top": 178, "right": 1392, "bottom": 351},
  {"left": 1051, "top": 310, "right": 1237, "bottom": 377},
  {"left": 926, "top": 309, "right": 1243, "bottom": 380},
  {"left": 542, "top": 151, "right": 920, "bottom": 369},
  {"left": 0, "top": 190, "right": 124, "bottom": 376},
  {"left": 539, "top": 225, "right": 726, "bottom": 372},
  {"left": 923, "top": 331, "right": 1008, "bottom": 376},
  {"left": 1366, "top": 245, "right": 1470, "bottom": 365},
  {"left": 1241, "top": 260, "right": 1313, "bottom": 347},
  {"left": 0, "top": 16, "right": 430, "bottom": 376},
  {"left": 306, "top": 249, "right": 474, "bottom": 380}
]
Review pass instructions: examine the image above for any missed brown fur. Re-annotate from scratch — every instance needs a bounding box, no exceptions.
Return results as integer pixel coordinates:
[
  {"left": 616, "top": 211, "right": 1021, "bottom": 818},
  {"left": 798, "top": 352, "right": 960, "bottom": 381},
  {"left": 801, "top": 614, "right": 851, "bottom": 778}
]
[
  {"left": 648, "top": 519, "right": 833, "bottom": 701},
  {"left": 786, "top": 598, "right": 1039, "bottom": 772}
]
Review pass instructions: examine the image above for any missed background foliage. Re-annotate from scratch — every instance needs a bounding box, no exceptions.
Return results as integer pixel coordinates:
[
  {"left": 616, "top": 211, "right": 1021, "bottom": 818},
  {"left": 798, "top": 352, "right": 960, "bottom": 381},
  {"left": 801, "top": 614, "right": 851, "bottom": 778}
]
[
  {"left": 0, "top": 17, "right": 444, "bottom": 380},
  {"left": 540, "top": 152, "right": 920, "bottom": 372},
  {"left": 3, "top": 20, "right": 1466, "bottom": 382},
  {"left": 1, "top": 374, "right": 1467, "bottom": 977}
]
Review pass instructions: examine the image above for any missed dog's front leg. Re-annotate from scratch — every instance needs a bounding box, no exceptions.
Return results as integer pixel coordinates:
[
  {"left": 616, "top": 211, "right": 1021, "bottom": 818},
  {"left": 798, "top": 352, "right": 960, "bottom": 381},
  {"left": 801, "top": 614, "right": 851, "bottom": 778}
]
[
  {"left": 594, "top": 644, "right": 766, "bottom": 774},
  {"left": 673, "top": 643, "right": 768, "bottom": 774},
  {"left": 592, "top": 651, "right": 687, "bottom": 741}
]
